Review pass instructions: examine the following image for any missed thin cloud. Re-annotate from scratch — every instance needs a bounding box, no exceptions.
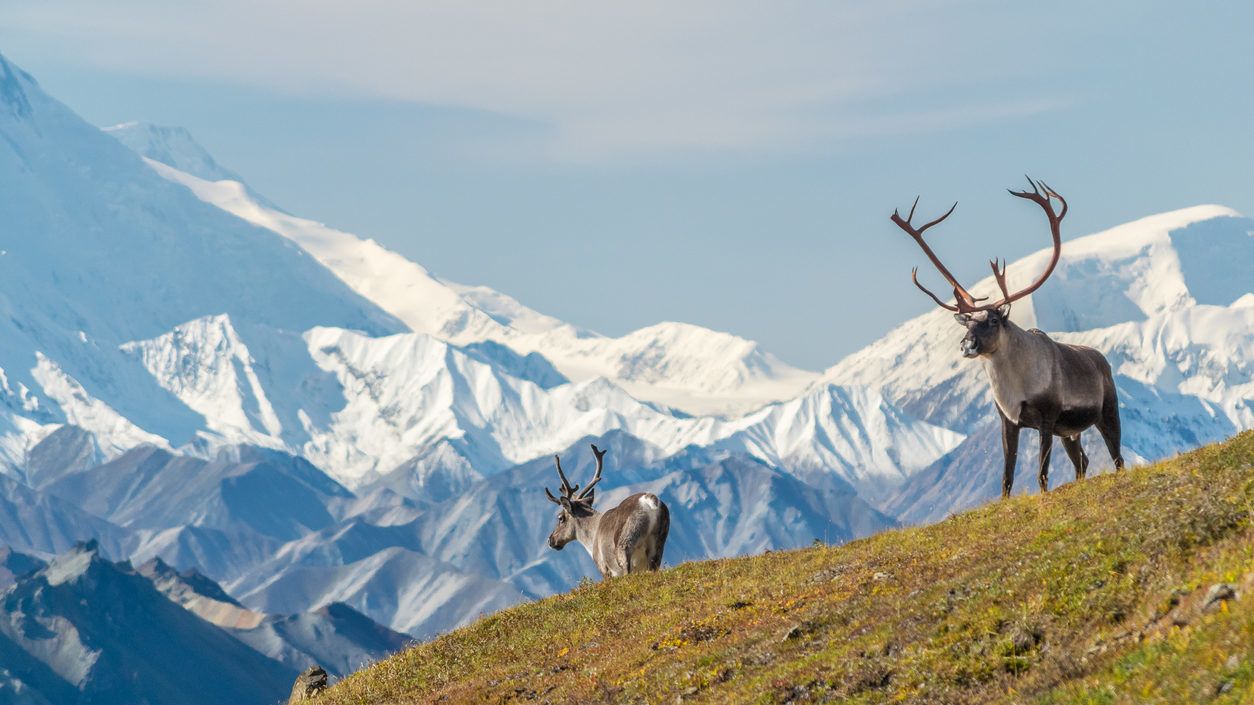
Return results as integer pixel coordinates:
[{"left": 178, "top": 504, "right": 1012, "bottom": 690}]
[{"left": 4, "top": 0, "right": 1071, "bottom": 159}]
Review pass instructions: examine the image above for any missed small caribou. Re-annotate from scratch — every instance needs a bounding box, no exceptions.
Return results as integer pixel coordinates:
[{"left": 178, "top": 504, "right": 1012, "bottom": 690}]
[
  {"left": 890, "top": 177, "right": 1125, "bottom": 497},
  {"left": 544, "top": 444, "right": 669, "bottom": 578}
]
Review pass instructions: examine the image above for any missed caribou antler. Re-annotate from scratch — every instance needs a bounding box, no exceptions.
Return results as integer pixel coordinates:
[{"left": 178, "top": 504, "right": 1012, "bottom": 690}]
[
  {"left": 994, "top": 176, "right": 1067, "bottom": 308},
  {"left": 544, "top": 454, "right": 579, "bottom": 504},
  {"left": 577, "top": 444, "right": 608, "bottom": 500},
  {"left": 891, "top": 177, "right": 1067, "bottom": 313},
  {"left": 890, "top": 197, "right": 979, "bottom": 312},
  {"left": 545, "top": 444, "right": 609, "bottom": 505}
]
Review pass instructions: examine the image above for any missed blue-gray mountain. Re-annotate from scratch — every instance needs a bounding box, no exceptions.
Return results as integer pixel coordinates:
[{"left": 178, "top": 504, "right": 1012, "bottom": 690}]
[{"left": 0, "top": 541, "right": 407, "bottom": 704}]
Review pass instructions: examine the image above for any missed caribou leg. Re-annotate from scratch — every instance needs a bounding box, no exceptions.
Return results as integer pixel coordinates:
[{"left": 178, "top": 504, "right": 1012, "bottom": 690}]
[
  {"left": 650, "top": 507, "right": 669, "bottom": 570},
  {"left": 999, "top": 412, "right": 1020, "bottom": 498},
  {"left": 1098, "top": 391, "right": 1124, "bottom": 471},
  {"left": 1061, "top": 435, "right": 1088, "bottom": 481},
  {"left": 1037, "top": 423, "right": 1055, "bottom": 493}
]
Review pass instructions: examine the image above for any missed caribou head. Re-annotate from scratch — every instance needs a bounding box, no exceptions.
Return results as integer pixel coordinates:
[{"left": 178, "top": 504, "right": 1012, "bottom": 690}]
[{"left": 544, "top": 444, "right": 606, "bottom": 551}]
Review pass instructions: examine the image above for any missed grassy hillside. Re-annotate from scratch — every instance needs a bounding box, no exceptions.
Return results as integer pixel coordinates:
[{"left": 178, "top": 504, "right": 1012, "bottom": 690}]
[{"left": 321, "top": 432, "right": 1253, "bottom": 704}]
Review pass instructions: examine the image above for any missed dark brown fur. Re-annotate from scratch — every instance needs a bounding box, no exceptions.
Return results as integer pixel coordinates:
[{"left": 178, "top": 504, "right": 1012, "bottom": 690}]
[{"left": 961, "top": 309, "right": 1125, "bottom": 496}]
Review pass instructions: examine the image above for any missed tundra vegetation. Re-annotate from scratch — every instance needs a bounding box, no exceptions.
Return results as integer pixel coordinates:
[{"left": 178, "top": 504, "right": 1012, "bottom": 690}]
[{"left": 317, "top": 431, "right": 1253, "bottom": 704}]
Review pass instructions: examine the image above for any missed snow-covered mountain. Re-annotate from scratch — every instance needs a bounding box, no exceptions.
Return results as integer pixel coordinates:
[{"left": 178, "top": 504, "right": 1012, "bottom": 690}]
[
  {"left": 0, "top": 51, "right": 404, "bottom": 475},
  {"left": 0, "top": 59, "right": 914, "bottom": 490},
  {"left": 47, "top": 295, "right": 954, "bottom": 489},
  {"left": 136, "top": 147, "right": 817, "bottom": 417},
  {"left": 106, "top": 111, "right": 1249, "bottom": 512},
  {"left": 103, "top": 121, "right": 247, "bottom": 184}
]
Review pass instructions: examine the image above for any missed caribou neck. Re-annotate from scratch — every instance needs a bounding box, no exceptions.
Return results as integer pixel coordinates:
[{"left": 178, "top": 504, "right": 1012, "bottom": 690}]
[
  {"left": 991, "top": 317, "right": 1034, "bottom": 358},
  {"left": 980, "top": 318, "right": 1029, "bottom": 371},
  {"left": 570, "top": 509, "right": 603, "bottom": 557},
  {"left": 978, "top": 318, "right": 1044, "bottom": 424}
]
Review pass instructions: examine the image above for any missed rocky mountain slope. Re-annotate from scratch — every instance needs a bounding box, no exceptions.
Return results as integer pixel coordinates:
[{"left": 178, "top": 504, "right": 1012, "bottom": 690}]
[
  {"left": 0, "top": 541, "right": 408, "bottom": 704},
  {"left": 0, "top": 542, "right": 296, "bottom": 705},
  {"left": 317, "top": 432, "right": 1254, "bottom": 705}
]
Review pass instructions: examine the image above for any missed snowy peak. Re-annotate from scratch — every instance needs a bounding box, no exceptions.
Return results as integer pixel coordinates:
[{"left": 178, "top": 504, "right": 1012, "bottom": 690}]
[
  {"left": 121, "top": 314, "right": 284, "bottom": 447},
  {"left": 0, "top": 51, "right": 408, "bottom": 466},
  {"left": 613, "top": 321, "right": 795, "bottom": 387},
  {"left": 143, "top": 157, "right": 517, "bottom": 343},
  {"left": 1016, "top": 205, "right": 1249, "bottom": 332},
  {"left": 710, "top": 383, "right": 964, "bottom": 497},
  {"left": 0, "top": 52, "right": 34, "bottom": 118},
  {"left": 128, "top": 137, "right": 818, "bottom": 415},
  {"left": 104, "top": 121, "right": 245, "bottom": 184}
]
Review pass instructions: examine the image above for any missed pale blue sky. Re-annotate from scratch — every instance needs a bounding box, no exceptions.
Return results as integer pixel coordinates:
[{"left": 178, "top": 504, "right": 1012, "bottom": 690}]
[{"left": 3, "top": 1, "right": 1252, "bottom": 369}]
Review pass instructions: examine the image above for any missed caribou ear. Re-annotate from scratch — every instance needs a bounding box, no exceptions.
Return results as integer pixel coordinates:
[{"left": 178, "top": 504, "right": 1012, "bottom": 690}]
[
  {"left": 558, "top": 496, "right": 573, "bottom": 513},
  {"left": 954, "top": 313, "right": 971, "bottom": 324},
  {"left": 997, "top": 303, "right": 1012, "bottom": 319}
]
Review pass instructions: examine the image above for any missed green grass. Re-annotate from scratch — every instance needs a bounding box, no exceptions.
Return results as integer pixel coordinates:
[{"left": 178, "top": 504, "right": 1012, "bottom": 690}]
[{"left": 321, "top": 432, "right": 1253, "bottom": 704}]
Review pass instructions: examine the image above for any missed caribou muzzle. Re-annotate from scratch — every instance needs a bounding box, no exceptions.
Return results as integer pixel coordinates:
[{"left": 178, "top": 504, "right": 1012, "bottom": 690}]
[{"left": 960, "top": 335, "right": 980, "bottom": 358}]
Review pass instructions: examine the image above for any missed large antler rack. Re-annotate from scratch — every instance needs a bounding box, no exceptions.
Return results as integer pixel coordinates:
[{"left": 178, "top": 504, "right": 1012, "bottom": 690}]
[
  {"left": 889, "top": 176, "right": 1067, "bottom": 314},
  {"left": 544, "top": 454, "right": 578, "bottom": 504},
  {"left": 544, "top": 443, "right": 609, "bottom": 505}
]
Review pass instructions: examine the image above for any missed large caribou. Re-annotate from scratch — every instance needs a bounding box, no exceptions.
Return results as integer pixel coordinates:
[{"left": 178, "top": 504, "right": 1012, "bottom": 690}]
[
  {"left": 544, "top": 444, "right": 670, "bottom": 578},
  {"left": 890, "top": 178, "right": 1124, "bottom": 497}
]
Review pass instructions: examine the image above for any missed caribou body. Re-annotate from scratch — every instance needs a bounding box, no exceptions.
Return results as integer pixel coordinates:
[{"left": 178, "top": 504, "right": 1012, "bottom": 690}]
[
  {"left": 890, "top": 178, "right": 1125, "bottom": 497},
  {"left": 544, "top": 444, "right": 669, "bottom": 578}
]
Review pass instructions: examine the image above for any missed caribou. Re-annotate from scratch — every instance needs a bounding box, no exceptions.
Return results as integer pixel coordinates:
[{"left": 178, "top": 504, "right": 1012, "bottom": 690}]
[
  {"left": 544, "top": 444, "right": 670, "bottom": 578},
  {"left": 890, "top": 177, "right": 1124, "bottom": 497}
]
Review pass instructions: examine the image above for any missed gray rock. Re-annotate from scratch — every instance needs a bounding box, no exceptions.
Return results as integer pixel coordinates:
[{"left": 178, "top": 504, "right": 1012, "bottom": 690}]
[
  {"left": 1202, "top": 583, "right": 1237, "bottom": 613},
  {"left": 288, "top": 666, "right": 329, "bottom": 702}
]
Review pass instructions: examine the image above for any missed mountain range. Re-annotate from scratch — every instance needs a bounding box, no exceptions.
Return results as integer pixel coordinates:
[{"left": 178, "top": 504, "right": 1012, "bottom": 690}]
[
  {"left": 0, "top": 541, "right": 407, "bottom": 704},
  {"left": 0, "top": 50, "right": 1249, "bottom": 703}
]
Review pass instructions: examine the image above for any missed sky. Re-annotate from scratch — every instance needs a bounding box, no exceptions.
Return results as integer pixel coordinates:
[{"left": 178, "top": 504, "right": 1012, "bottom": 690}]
[{"left": 3, "top": 1, "right": 1252, "bottom": 369}]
